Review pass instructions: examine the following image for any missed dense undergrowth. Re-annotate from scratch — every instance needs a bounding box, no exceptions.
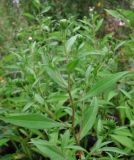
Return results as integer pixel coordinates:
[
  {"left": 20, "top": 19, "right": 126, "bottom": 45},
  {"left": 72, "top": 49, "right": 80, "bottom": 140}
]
[{"left": 0, "top": 0, "right": 134, "bottom": 160}]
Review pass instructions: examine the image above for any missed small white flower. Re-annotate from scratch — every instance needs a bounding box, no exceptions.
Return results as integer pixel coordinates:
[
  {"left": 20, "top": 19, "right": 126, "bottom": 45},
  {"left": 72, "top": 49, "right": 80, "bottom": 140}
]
[
  {"left": 28, "top": 36, "right": 32, "bottom": 41},
  {"left": 89, "top": 7, "right": 95, "bottom": 12}
]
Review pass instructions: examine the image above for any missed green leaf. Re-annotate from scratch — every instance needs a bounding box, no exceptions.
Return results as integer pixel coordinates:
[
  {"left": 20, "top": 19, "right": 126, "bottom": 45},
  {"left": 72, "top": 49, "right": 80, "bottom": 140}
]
[
  {"left": 34, "top": 93, "right": 45, "bottom": 105},
  {"left": 107, "top": 91, "right": 118, "bottom": 101},
  {"left": 0, "top": 113, "right": 63, "bottom": 129},
  {"left": 67, "top": 59, "right": 79, "bottom": 73},
  {"left": 120, "top": 89, "right": 131, "bottom": 99},
  {"left": 31, "top": 139, "right": 66, "bottom": 160},
  {"left": 80, "top": 97, "right": 98, "bottom": 139},
  {"left": 45, "top": 66, "right": 67, "bottom": 88},
  {"left": 65, "top": 145, "right": 87, "bottom": 152},
  {"left": 111, "top": 134, "right": 134, "bottom": 151},
  {"left": 99, "top": 147, "right": 127, "bottom": 155},
  {"left": 85, "top": 65, "right": 93, "bottom": 83},
  {"left": 95, "top": 19, "right": 103, "bottom": 32},
  {"left": 66, "top": 35, "right": 78, "bottom": 53},
  {"left": 0, "top": 138, "right": 9, "bottom": 146},
  {"left": 22, "top": 102, "right": 34, "bottom": 112},
  {"left": 61, "top": 130, "right": 70, "bottom": 148},
  {"left": 105, "top": 9, "right": 127, "bottom": 23},
  {"left": 83, "top": 71, "right": 128, "bottom": 100},
  {"left": 113, "top": 127, "right": 133, "bottom": 137},
  {"left": 23, "top": 13, "right": 36, "bottom": 20},
  {"left": 118, "top": 9, "right": 134, "bottom": 26},
  {"left": 130, "top": 120, "right": 134, "bottom": 126},
  {"left": 114, "top": 41, "right": 127, "bottom": 52},
  {"left": 41, "top": 6, "right": 51, "bottom": 14}
]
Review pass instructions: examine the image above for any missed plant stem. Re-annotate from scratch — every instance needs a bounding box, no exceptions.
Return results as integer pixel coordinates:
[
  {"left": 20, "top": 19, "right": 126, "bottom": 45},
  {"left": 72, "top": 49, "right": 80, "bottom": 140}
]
[
  {"left": 62, "top": 30, "right": 79, "bottom": 144},
  {"left": 67, "top": 74, "right": 79, "bottom": 144},
  {"left": 67, "top": 75, "right": 75, "bottom": 129}
]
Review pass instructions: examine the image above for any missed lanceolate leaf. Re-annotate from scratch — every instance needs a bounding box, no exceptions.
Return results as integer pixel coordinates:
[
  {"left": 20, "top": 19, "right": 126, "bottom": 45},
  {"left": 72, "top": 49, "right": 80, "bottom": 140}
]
[
  {"left": 31, "top": 139, "right": 66, "bottom": 160},
  {"left": 105, "top": 9, "right": 127, "bottom": 22},
  {"left": 65, "top": 145, "right": 87, "bottom": 153},
  {"left": 0, "top": 113, "right": 63, "bottom": 129},
  {"left": 66, "top": 35, "right": 78, "bottom": 53},
  {"left": 80, "top": 97, "right": 98, "bottom": 139},
  {"left": 0, "top": 138, "right": 9, "bottom": 147},
  {"left": 45, "top": 66, "right": 67, "bottom": 88},
  {"left": 111, "top": 134, "right": 134, "bottom": 151},
  {"left": 83, "top": 71, "right": 128, "bottom": 100},
  {"left": 99, "top": 147, "right": 127, "bottom": 155},
  {"left": 67, "top": 59, "right": 79, "bottom": 73}
]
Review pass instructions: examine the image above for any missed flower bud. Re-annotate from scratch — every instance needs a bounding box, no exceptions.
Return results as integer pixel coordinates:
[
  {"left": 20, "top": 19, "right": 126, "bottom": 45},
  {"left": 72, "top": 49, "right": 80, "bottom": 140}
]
[
  {"left": 60, "top": 19, "right": 68, "bottom": 29},
  {"left": 28, "top": 36, "right": 32, "bottom": 41}
]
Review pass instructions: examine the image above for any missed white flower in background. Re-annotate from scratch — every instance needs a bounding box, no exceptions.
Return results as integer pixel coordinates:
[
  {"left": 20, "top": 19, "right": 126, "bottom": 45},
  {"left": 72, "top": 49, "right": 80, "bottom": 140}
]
[
  {"left": 89, "top": 6, "right": 95, "bottom": 12},
  {"left": 28, "top": 36, "right": 33, "bottom": 41},
  {"left": 13, "top": 0, "right": 20, "bottom": 7}
]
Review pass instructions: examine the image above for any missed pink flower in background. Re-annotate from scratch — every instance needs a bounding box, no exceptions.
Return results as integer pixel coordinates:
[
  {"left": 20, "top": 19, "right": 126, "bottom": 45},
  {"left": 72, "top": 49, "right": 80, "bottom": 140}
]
[{"left": 118, "top": 21, "right": 125, "bottom": 27}]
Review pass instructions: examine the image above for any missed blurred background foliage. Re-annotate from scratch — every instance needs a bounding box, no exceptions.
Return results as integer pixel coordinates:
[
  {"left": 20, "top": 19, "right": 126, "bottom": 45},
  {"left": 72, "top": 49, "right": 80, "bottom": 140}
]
[{"left": 0, "top": 0, "right": 133, "bottom": 56}]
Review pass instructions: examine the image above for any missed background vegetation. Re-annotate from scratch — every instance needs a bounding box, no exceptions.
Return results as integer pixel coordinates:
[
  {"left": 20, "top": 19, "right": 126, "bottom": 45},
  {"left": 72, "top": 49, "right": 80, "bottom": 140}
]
[{"left": 0, "top": 0, "right": 134, "bottom": 159}]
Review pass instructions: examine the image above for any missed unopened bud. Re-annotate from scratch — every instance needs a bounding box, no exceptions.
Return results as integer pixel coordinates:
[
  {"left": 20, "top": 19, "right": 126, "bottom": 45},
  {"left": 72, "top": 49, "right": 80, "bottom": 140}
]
[
  {"left": 28, "top": 36, "right": 32, "bottom": 41},
  {"left": 89, "top": 7, "right": 95, "bottom": 12},
  {"left": 60, "top": 19, "right": 68, "bottom": 29}
]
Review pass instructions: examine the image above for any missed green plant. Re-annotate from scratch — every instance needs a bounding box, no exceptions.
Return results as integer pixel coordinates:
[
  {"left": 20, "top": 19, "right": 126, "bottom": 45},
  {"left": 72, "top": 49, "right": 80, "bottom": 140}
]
[{"left": 0, "top": 2, "right": 134, "bottom": 160}]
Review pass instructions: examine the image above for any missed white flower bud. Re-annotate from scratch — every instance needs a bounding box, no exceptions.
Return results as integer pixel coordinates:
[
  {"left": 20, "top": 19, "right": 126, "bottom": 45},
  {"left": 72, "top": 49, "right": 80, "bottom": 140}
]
[
  {"left": 28, "top": 36, "right": 32, "bottom": 41},
  {"left": 60, "top": 19, "right": 68, "bottom": 29},
  {"left": 89, "top": 7, "right": 95, "bottom": 12}
]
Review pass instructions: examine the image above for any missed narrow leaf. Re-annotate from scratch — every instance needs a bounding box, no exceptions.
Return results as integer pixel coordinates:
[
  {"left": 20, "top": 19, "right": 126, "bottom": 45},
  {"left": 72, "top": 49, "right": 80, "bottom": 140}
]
[
  {"left": 31, "top": 139, "right": 66, "bottom": 160},
  {"left": 83, "top": 71, "right": 128, "bottom": 100},
  {"left": 111, "top": 134, "right": 134, "bottom": 151},
  {"left": 66, "top": 35, "right": 78, "bottom": 53},
  {"left": 0, "top": 113, "right": 63, "bottom": 129},
  {"left": 67, "top": 59, "right": 79, "bottom": 73},
  {"left": 105, "top": 9, "right": 127, "bottom": 22},
  {"left": 99, "top": 147, "right": 127, "bottom": 155},
  {"left": 80, "top": 97, "right": 98, "bottom": 139},
  {"left": 45, "top": 66, "right": 67, "bottom": 88},
  {"left": 65, "top": 145, "right": 87, "bottom": 152},
  {"left": 34, "top": 94, "right": 45, "bottom": 105},
  {"left": 0, "top": 138, "right": 9, "bottom": 146}
]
